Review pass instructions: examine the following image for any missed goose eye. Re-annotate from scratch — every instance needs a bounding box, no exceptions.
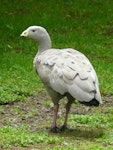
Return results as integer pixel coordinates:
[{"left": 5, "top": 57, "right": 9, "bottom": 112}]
[{"left": 32, "top": 30, "right": 35, "bottom": 32}]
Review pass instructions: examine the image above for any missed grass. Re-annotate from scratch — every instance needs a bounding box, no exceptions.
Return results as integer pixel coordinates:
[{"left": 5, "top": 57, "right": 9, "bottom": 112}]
[
  {"left": 1, "top": 0, "right": 113, "bottom": 103},
  {"left": 1, "top": 109, "right": 113, "bottom": 149},
  {"left": 0, "top": 0, "right": 113, "bottom": 149},
  {"left": 0, "top": 127, "right": 63, "bottom": 148}
]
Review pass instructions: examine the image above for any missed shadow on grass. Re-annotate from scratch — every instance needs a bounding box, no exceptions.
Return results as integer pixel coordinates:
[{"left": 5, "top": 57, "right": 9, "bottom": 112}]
[
  {"left": 35, "top": 127, "right": 105, "bottom": 140},
  {"left": 47, "top": 127, "right": 105, "bottom": 140}
]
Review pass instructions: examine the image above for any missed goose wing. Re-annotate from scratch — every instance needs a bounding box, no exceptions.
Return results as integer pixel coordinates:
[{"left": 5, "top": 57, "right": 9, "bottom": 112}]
[{"left": 34, "top": 48, "right": 101, "bottom": 103}]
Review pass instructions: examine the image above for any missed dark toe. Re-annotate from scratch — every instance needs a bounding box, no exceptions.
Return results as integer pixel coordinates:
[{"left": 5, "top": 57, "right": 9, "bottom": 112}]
[
  {"left": 60, "top": 125, "right": 68, "bottom": 132},
  {"left": 48, "top": 126, "right": 59, "bottom": 133}
]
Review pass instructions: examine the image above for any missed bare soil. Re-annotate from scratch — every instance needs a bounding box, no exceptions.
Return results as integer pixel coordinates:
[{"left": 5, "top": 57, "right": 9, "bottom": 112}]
[{"left": 0, "top": 91, "right": 113, "bottom": 132}]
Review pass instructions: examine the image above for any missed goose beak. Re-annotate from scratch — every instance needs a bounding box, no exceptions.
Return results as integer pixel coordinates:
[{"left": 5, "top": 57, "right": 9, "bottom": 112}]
[{"left": 20, "top": 30, "right": 29, "bottom": 37}]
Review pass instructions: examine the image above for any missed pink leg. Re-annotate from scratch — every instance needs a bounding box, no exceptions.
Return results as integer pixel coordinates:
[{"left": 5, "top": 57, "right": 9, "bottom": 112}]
[
  {"left": 61, "top": 102, "right": 72, "bottom": 131},
  {"left": 51, "top": 104, "right": 59, "bottom": 132}
]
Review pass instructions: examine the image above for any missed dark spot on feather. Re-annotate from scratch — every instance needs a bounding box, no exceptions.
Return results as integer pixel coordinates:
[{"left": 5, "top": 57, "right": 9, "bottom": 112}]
[{"left": 67, "top": 51, "right": 72, "bottom": 53}]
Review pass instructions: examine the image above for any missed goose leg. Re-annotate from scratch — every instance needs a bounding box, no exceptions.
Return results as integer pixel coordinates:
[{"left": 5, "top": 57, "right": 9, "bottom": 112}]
[
  {"left": 61, "top": 94, "right": 74, "bottom": 131},
  {"left": 50, "top": 104, "right": 59, "bottom": 132},
  {"left": 61, "top": 101, "right": 72, "bottom": 131}
]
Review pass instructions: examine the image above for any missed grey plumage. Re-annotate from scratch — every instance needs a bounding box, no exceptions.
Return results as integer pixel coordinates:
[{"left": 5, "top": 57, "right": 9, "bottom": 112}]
[{"left": 21, "top": 26, "right": 102, "bottom": 132}]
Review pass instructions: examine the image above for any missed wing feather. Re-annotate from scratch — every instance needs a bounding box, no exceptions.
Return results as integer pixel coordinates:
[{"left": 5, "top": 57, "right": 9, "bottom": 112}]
[{"left": 34, "top": 48, "right": 101, "bottom": 102}]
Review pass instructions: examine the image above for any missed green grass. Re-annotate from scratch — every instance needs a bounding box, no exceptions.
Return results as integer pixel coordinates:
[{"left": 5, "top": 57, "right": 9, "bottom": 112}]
[
  {"left": 1, "top": 110, "right": 113, "bottom": 150},
  {"left": 0, "top": 127, "right": 63, "bottom": 148},
  {"left": 1, "top": 0, "right": 113, "bottom": 149},
  {"left": 1, "top": 0, "right": 113, "bottom": 103},
  {"left": 1, "top": 0, "right": 113, "bottom": 104}
]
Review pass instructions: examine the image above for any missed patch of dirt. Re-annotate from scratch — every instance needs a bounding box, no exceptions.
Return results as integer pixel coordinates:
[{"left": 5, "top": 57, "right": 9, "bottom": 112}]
[{"left": 0, "top": 91, "right": 113, "bottom": 132}]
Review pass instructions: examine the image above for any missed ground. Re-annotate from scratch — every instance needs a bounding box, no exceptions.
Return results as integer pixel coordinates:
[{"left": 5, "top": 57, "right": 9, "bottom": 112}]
[
  {"left": 0, "top": 91, "right": 112, "bottom": 132},
  {"left": 1, "top": 91, "right": 113, "bottom": 150}
]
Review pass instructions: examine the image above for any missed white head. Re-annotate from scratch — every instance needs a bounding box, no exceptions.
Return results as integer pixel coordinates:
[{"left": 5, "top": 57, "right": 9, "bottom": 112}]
[
  {"left": 20, "top": 26, "right": 51, "bottom": 51},
  {"left": 21, "top": 26, "right": 48, "bottom": 41}
]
